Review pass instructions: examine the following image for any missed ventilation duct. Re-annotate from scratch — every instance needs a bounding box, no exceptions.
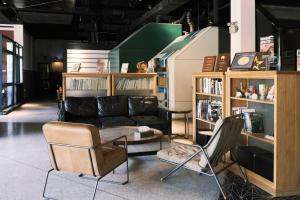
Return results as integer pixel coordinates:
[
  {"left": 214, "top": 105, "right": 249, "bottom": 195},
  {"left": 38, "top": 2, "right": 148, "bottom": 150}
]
[{"left": 186, "top": 10, "right": 194, "bottom": 33}]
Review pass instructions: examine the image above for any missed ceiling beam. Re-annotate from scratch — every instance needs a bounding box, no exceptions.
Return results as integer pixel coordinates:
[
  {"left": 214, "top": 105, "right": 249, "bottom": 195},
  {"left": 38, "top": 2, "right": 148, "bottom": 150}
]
[{"left": 130, "top": 0, "right": 191, "bottom": 29}]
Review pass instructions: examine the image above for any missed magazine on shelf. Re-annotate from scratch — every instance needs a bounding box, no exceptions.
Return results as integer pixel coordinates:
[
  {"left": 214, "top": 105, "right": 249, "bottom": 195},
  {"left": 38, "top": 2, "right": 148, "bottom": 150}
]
[{"left": 197, "top": 100, "right": 222, "bottom": 122}]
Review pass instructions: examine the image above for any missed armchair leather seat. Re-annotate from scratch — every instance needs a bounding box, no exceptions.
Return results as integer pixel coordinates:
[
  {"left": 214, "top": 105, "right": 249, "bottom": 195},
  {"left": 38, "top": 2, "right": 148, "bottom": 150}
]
[{"left": 100, "top": 116, "right": 135, "bottom": 128}]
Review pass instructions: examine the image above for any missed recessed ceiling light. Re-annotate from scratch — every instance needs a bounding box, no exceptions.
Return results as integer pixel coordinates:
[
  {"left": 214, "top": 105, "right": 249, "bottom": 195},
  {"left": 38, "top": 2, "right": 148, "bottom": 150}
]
[{"left": 2, "top": 0, "right": 7, "bottom": 5}]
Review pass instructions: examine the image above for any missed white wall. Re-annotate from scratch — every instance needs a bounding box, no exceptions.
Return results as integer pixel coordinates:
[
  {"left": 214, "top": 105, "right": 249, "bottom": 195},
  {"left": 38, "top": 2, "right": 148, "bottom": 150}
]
[
  {"left": 0, "top": 24, "right": 24, "bottom": 45},
  {"left": 230, "top": 0, "right": 256, "bottom": 59}
]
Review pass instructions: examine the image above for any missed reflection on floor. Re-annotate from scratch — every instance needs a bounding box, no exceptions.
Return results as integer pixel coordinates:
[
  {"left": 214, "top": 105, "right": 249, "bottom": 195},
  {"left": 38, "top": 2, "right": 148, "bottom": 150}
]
[{"left": 0, "top": 102, "right": 299, "bottom": 200}]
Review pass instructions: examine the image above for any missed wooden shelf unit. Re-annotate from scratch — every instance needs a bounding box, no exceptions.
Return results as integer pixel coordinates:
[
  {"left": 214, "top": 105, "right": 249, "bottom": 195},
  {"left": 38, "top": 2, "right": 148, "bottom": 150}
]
[
  {"left": 192, "top": 72, "right": 225, "bottom": 144},
  {"left": 111, "top": 73, "right": 157, "bottom": 96},
  {"left": 62, "top": 72, "right": 111, "bottom": 99},
  {"left": 225, "top": 71, "right": 300, "bottom": 197}
]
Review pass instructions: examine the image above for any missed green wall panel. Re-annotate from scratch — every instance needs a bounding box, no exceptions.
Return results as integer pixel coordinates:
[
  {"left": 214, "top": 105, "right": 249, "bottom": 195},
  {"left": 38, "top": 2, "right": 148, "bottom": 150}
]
[{"left": 109, "top": 23, "right": 182, "bottom": 72}]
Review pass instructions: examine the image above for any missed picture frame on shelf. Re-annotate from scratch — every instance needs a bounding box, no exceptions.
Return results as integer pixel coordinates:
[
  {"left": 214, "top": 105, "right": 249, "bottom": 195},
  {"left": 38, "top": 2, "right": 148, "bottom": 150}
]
[
  {"left": 215, "top": 53, "right": 230, "bottom": 72},
  {"left": 96, "top": 59, "right": 108, "bottom": 73},
  {"left": 71, "top": 63, "right": 81, "bottom": 72},
  {"left": 202, "top": 56, "right": 216, "bottom": 72},
  {"left": 121, "top": 63, "right": 129, "bottom": 73},
  {"left": 231, "top": 52, "right": 256, "bottom": 71}
]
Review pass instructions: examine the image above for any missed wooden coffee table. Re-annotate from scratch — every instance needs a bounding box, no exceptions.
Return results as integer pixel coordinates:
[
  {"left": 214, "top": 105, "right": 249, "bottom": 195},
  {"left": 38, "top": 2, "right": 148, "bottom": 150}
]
[{"left": 99, "top": 126, "right": 163, "bottom": 157}]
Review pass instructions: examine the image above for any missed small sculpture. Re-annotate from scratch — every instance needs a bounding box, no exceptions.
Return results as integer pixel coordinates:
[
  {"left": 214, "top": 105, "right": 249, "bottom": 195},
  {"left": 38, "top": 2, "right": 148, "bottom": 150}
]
[
  {"left": 235, "top": 88, "right": 243, "bottom": 98},
  {"left": 251, "top": 86, "right": 258, "bottom": 100},
  {"left": 258, "top": 84, "right": 267, "bottom": 100},
  {"left": 266, "top": 85, "right": 275, "bottom": 101},
  {"left": 244, "top": 86, "right": 251, "bottom": 99}
]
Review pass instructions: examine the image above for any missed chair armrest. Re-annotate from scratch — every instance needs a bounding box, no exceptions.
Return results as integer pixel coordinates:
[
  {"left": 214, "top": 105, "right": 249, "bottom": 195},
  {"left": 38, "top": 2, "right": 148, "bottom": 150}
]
[
  {"left": 157, "top": 106, "right": 172, "bottom": 121},
  {"left": 100, "top": 135, "right": 128, "bottom": 150}
]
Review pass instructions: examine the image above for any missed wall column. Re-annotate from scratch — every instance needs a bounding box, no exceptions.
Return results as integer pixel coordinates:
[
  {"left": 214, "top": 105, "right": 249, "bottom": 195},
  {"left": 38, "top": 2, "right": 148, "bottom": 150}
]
[{"left": 230, "top": 0, "right": 256, "bottom": 60}]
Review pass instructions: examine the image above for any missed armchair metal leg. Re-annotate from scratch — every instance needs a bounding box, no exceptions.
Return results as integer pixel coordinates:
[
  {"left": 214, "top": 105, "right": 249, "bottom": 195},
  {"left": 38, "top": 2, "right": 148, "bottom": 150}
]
[
  {"left": 43, "top": 168, "right": 54, "bottom": 199},
  {"left": 231, "top": 153, "right": 248, "bottom": 183},
  {"left": 161, "top": 150, "right": 202, "bottom": 182},
  {"left": 202, "top": 151, "right": 227, "bottom": 200},
  {"left": 92, "top": 177, "right": 102, "bottom": 200}
]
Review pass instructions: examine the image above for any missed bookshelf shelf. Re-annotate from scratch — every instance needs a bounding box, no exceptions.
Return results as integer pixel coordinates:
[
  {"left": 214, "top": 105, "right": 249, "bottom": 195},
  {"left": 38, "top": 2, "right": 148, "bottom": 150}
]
[
  {"left": 230, "top": 97, "right": 274, "bottom": 105},
  {"left": 241, "top": 131, "right": 274, "bottom": 144},
  {"left": 196, "top": 92, "right": 222, "bottom": 98},
  {"left": 195, "top": 118, "right": 216, "bottom": 125},
  {"left": 225, "top": 71, "right": 300, "bottom": 197},
  {"left": 192, "top": 72, "right": 225, "bottom": 146}
]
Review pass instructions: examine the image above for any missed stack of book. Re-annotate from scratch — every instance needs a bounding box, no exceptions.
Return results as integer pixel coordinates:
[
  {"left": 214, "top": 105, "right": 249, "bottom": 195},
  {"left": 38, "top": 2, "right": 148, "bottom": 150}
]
[
  {"left": 232, "top": 107, "right": 264, "bottom": 133},
  {"left": 196, "top": 100, "right": 222, "bottom": 122},
  {"left": 200, "top": 78, "right": 222, "bottom": 95},
  {"left": 115, "top": 78, "right": 152, "bottom": 90},
  {"left": 67, "top": 78, "right": 107, "bottom": 90}
]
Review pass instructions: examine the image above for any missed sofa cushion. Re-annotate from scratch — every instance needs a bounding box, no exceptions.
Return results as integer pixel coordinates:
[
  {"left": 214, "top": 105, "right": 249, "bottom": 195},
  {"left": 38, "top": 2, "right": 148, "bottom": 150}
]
[
  {"left": 100, "top": 116, "right": 135, "bottom": 128},
  {"left": 65, "top": 115, "right": 100, "bottom": 127},
  {"left": 97, "top": 96, "right": 128, "bottom": 117},
  {"left": 128, "top": 96, "right": 158, "bottom": 116},
  {"left": 130, "top": 115, "right": 169, "bottom": 133},
  {"left": 64, "top": 97, "right": 97, "bottom": 117}
]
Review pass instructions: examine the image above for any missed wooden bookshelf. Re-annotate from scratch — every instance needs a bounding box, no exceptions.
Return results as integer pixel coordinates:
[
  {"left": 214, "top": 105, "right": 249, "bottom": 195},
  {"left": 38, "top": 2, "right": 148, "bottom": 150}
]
[
  {"left": 111, "top": 73, "right": 157, "bottom": 96},
  {"left": 192, "top": 72, "right": 225, "bottom": 144},
  {"left": 225, "top": 71, "right": 300, "bottom": 197},
  {"left": 62, "top": 72, "right": 111, "bottom": 99}
]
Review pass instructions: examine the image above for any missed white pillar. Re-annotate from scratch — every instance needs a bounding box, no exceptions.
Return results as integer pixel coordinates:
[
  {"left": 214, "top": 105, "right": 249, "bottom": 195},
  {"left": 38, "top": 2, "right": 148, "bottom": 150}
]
[{"left": 231, "top": 0, "right": 256, "bottom": 60}]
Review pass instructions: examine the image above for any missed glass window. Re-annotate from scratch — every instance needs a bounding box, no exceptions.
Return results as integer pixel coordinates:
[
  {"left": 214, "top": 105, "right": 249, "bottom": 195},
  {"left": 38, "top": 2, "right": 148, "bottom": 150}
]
[
  {"left": 6, "top": 54, "right": 13, "bottom": 83},
  {"left": 20, "top": 58, "right": 23, "bottom": 83}
]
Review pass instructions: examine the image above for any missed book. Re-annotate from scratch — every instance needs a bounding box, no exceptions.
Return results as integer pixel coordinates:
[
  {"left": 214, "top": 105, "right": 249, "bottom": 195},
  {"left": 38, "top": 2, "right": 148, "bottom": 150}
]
[
  {"left": 215, "top": 53, "right": 230, "bottom": 72},
  {"left": 243, "top": 113, "right": 264, "bottom": 133},
  {"left": 297, "top": 49, "right": 300, "bottom": 71},
  {"left": 202, "top": 56, "right": 216, "bottom": 72}
]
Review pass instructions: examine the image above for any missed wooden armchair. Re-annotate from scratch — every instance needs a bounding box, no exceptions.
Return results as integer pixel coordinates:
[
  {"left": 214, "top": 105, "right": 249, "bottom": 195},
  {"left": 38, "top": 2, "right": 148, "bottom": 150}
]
[{"left": 42, "top": 121, "right": 129, "bottom": 200}]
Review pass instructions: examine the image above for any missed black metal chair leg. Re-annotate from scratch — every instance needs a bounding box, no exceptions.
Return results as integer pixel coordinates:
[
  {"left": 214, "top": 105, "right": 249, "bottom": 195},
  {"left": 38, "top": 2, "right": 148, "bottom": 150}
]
[
  {"left": 92, "top": 177, "right": 102, "bottom": 200},
  {"left": 43, "top": 169, "right": 54, "bottom": 199}
]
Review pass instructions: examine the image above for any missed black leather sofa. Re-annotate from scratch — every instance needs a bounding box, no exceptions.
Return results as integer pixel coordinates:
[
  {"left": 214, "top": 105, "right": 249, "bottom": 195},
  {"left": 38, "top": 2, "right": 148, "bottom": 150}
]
[{"left": 59, "top": 95, "right": 172, "bottom": 134}]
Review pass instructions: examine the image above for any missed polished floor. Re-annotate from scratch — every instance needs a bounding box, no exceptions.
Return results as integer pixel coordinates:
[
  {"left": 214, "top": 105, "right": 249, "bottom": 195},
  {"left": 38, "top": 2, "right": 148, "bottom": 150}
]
[{"left": 0, "top": 102, "right": 299, "bottom": 200}]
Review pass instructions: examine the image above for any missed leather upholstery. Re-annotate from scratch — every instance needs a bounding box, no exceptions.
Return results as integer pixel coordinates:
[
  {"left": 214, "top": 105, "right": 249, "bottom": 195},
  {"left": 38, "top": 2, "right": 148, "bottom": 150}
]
[
  {"left": 100, "top": 116, "right": 135, "bottom": 128},
  {"left": 59, "top": 96, "right": 172, "bottom": 134},
  {"left": 43, "top": 121, "right": 127, "bottom": 177},
  {"left": 64, "top": 97, "right": 97, "bottom": 117},
  {"left": 128, "top": 96, "right": 158, "bottom": 116},
  {"left": 130, "top": 115, "right": 170, "bottom": 132},
  {"left": 97, "top": 96, "right": 128, "bottom": 117}
]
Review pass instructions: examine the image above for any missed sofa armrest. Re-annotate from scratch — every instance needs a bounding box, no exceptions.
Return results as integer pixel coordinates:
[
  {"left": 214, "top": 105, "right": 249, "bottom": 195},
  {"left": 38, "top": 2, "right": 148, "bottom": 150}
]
[
  {"left": 157, "top": 106, "right": 172, "bottom": 121},
  {"left": 58, "top": 101, "right": 66, "bottom": 121}
]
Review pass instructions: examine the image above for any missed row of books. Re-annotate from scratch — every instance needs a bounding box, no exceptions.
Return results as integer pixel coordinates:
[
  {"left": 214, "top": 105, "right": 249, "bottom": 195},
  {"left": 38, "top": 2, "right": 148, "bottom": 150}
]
[
  {"left": 115, "top": 78, "right": 152, "bottom": 90},
  {"left": 199, "top": 78, "right": 222, "bottom": 95},
  {"left": 67, "top": 78, "right": 107, "bottom": 90},
  {"left": 196, "top": 100, "right": 222, "bottom": 122}
]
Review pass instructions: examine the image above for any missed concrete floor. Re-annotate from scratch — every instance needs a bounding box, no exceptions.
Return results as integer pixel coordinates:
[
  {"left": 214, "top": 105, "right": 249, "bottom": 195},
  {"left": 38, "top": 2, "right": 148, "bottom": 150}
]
[{"left": 0, "top": 102, "right": 220, "bottom": 200}]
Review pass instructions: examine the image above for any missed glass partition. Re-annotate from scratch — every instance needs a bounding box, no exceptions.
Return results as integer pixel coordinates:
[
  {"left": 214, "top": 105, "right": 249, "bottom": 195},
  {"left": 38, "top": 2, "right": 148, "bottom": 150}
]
[{"left": 0, "top": 34, "right": 24, "bottom": 114}]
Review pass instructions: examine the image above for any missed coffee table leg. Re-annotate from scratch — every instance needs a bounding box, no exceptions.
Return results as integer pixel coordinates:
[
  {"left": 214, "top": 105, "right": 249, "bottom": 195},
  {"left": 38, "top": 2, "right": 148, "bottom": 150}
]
[{"left": 160, "top": 137, "right": 162, "bottom": 150}]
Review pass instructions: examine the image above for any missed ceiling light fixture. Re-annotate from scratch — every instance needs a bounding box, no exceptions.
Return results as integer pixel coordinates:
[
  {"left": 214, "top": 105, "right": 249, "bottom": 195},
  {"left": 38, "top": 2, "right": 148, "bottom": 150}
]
[{"left": 2, "top": 0, "right": 7, "bottom": 5}]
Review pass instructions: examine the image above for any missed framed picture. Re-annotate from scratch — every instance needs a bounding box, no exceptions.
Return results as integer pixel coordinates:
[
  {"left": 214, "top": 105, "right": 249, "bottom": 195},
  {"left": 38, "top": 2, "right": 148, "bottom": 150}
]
[
  {"left": 121, "top": 63, "right": 129, "bottom": 73},
  {"left": 231, "top": 52, "right": 256, "bottom": 71},
  {"left": 202, "top": 56, "right": 216, "bottom": 72},
  {"left": 96, "top": 59, "right": 108, "bottom": 73},
  {"left": 71, "top": 63, "right": 81, "bottom": 72},
  {"left": 215, "top": 53, "right": 230, "bottom": 72}
]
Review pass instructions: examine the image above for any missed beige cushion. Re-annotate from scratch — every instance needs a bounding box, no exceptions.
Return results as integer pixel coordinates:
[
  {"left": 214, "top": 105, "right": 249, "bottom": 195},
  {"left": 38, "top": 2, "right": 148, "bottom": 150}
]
[{"left": 157, "top": 145, "right": 204, "bottom": 172}]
